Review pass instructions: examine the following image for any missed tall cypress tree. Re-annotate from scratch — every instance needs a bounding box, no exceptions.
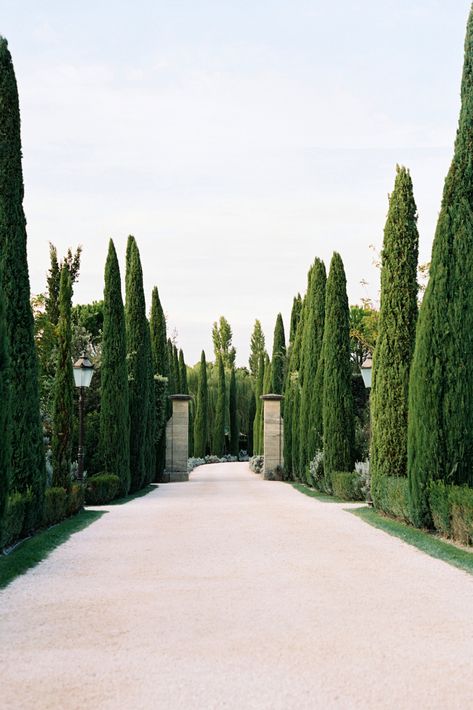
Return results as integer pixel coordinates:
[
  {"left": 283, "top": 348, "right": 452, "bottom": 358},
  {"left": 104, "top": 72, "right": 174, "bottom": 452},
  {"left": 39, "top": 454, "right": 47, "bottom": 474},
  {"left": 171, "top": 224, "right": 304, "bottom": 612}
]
[
  {"left": 194, "top": 351, "right": 208, "bottom": 458},
  {"left": 229, "top": 366, "right": 239, "bottom": 456},
  {"left": 247, "top": 391, "right": 256, "bottom": 456},
  {"left": 178, "top": 349, "right": 193, "bottom": 456},
  {"left": 100, "top": 240, "right": 130, "bottom": 495},
  {"left": 0, "top": 38, "right": 45, "bottom": 521},
  {"left": 150, "top": 287, "right": 168, "bottom": 479},
  {"left": 260, "top": 353, "right": 271, "bottom": 448},
  {"left": 144, "top": 324, "right": 156, "bottom": 485},
  {"left": 249, "top": 320, "right": 265, "bottom": 379},
  {"left": 299, "top": 259, "right": 326, "bottom": 473},
  {"left": 167, "top": 339, "right": 175, "bottom": 394},
  {"left": 271, "top": 313, "right": 286, "bottom": 395},
  {"left": 0, "top": 281, "right": 10, "bottom": 525},
  {"left": 253, "top": 352, "right": 265, "bottom": 455},
  {"left": 173, "top": 345, "right": 180, "bottom": 393},
  {"left": 408, "top": 8, "right": 473, "bottom": 525},
  {"left": 290, "top": 294, "right": 302, "bottom": 343},
  {"left": 125, "top": 236, "right": 149, "bottom": 492},
  {"left": 213, "top": 355, "right": 226, "bottom": 456},
  {"left": 322, "top": 253, "right": 354, "bottom": 483},
  {"left": 370, "top": 167, "right": 419, "bottom": 507},
  {"left": 284, "top": 296, "right": 305, "bottom": 478},
  {"left": 51, "top": 267, "right": 74, "bottom": 490}
]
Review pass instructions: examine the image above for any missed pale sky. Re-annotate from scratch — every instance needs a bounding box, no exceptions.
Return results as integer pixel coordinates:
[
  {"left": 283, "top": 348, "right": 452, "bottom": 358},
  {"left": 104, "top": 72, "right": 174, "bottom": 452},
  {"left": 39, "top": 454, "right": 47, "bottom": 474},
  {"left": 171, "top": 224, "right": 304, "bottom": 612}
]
[{"left": 1, "top": 1, "right": 470, "bottom": 365}]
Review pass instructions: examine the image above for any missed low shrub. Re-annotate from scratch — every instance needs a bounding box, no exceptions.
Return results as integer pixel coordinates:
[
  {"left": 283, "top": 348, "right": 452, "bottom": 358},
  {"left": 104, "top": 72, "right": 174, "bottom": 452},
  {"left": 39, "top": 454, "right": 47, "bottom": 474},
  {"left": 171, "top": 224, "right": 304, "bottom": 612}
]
[
  {"left": 309, "top": 451, "right": 325, "bottom": 490},
  {"left": 21, "top": 489, "right": 36, "bottom": 536},
  {"left": 428, "top": 480, "right": 451, "bottom": 537},
  {"left": 43, "top": 487, "right": 68, "bottom": 527},
  {"left": 249, "top": 455, "right": 264, "bottom": 474},
  {"left": 330, "top": 471, "right": 364, "bottom": 501},
  {"left": 66, "top": 484, "right": 84, "bottom": 517},
  {"left": 375, "top": 476, "right": 410, "bottom": 522},
  {"left": 1, "top": 491, "right": 26, "bottom": 549},
  {"left": 355, "top": 461, "right": 371, "bottom": 502},
  {"left": 85, "top": 473, "right": 120, "bottom": 505},
  {"left": 450, "top": 485, "right": 473, "bottom": 546},
  {"left": 205, "top": 455, "right": 220, "bottom": 465},
  {"left": 188, "top": 457, "right": 206, "bottom": 472}
]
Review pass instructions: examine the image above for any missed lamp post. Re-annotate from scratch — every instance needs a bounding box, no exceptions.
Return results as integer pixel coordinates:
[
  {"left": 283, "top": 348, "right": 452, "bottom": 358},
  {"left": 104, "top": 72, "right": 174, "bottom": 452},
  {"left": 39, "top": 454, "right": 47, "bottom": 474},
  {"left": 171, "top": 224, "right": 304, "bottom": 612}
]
[
  {"left": 73, "top": 353, "right": 95, "bottom": 481},
  {"left": 360, "top": 357, "right": 373, "bottom": 389}
]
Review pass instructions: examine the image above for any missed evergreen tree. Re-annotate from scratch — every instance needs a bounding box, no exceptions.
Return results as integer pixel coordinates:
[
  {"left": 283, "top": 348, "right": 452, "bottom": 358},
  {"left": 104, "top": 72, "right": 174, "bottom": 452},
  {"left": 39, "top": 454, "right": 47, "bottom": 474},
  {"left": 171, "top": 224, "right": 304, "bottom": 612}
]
[
  {"left": 371, "top": 167, "right": 419, "bottom": 507},
  {"left": 260, "top": 354, "right": 271, "bottom": 448},
  {"left": 45, "top": 243, "right": 82, "bottom": 326},
  {"left": 125, "top": 236, "right": 150, "bottom": 492},
  {"left": 150, "top": 287, "right": 168, "bottom": 478},
  {"left": 0, "top": 281, "right": 10, "bottom": 525},
  {"left": 322, "top": 253, "right": 354, "bottom": 483},
  {"left": 167, "top": 339, "right": 175, "bottom": 394},
  {"left": 229, "top": 366, "right": 239, "bottom": 456},
  {"left": 271, "top": 313, "right": 286, "bottom": 394},
  {"left": 291, "top": 383, "right": 301, "bottom": 478},
  {"left": 179, "top": 350, "right": 188, "bottom": 393},
  {"left": 408, "top": 8, "right": 473, "bottom": 525},
  {"left": 51, "top": 267, "right": 74, "bottom": 490},
  {"left": 194, "top": 351, "right": 208, "bottom": 458},
  {"left": 173, "top": 345, "right": 180, "bottom": 393},
  {"left": 212, "top": 316, "right": 236, "bottom": 368},
  {"left": 144, "top": 324, "right": 156, "bottom": 485},
  {"left": 150, "top": 287, "right": 168, "bottom": 376},
  {"left": 253, "top": 352, "right": 265, "bottom": 454},
  {"left": 100, "top": 240, "right": 130, "bottom": 495},
  {"left": 284, "top": 296, "right": 306, "bottom": 478},
  {"left": 249, "top": 320, "right": 265, "bottom": 379},
  {"left": 247, "top": 391, "right": 256, "bottom": 456},
  {"left": 290, "top": 294, "right": 302, "bottom": 343},
  {"left": 299, "top": 259, "right": 326, "bottom": 473},
  {"left": 213, "top": 355, "right": 226, "bottom": 456},
  {"left": 0, "top": 38, "right": 45, "bottom": 521}
]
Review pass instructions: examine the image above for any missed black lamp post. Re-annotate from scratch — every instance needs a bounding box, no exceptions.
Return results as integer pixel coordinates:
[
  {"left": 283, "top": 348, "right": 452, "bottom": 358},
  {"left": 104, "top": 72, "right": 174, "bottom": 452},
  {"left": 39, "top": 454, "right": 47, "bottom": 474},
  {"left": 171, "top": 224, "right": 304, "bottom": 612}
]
[{"left": 73, "top": 354, "right": 95, "bottom": 481}]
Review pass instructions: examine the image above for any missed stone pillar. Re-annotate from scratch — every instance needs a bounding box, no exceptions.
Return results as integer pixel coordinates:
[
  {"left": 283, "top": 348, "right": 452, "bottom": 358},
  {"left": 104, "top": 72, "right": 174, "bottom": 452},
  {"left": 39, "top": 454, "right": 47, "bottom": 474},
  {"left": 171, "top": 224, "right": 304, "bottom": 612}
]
[
  {"left": 165, "top": 395, "right": 191, "bottom": 482},
  {"left": 261, "top": 394, "right": 284, "bottom": 480}
]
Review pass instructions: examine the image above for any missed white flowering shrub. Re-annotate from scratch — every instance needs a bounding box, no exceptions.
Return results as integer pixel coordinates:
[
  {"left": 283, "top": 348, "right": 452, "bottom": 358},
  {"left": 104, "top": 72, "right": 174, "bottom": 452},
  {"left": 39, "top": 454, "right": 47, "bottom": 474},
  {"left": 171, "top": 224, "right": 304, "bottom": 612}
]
[
  {"left": 309, "top": 450, "right": 325, "bottom": 490},
  {"left": 249, "top": 455, "right": 264, "bottom": 474},
  {"left": 355, "top": 460, "right": 371, "bottom": 502}
]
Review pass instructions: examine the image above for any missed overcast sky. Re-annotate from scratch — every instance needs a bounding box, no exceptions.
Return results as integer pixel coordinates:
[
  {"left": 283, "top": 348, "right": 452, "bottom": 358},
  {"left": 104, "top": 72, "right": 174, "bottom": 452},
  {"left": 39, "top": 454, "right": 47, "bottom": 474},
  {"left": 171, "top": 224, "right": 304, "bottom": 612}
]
[{"left": 1, "top": 1, "right": 470, "bottom": 365}]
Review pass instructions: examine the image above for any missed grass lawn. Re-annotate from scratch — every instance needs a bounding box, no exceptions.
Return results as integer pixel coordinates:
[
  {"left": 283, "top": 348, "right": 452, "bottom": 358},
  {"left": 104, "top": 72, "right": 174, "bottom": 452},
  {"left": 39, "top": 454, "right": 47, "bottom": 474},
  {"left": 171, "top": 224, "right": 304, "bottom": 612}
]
[
  {"left": 106, "top": 483, "right": 157, "bottom": 506},
  {"left": 291, "top": 482, "right": 342, "bottom": 503},
  {"left": 0, "top": 509, "right": 104, "bottom": 591}
]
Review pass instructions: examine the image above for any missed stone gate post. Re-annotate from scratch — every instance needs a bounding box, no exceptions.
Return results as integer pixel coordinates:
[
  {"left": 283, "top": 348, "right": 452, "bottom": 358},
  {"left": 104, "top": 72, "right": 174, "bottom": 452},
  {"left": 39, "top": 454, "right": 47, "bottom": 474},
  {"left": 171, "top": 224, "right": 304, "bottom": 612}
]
[
  {"left": 165, "top": 394, "right": 192, "bottom": 482},
  {"left": 261, "top": 394, "right": 284, "bottom": 480}
]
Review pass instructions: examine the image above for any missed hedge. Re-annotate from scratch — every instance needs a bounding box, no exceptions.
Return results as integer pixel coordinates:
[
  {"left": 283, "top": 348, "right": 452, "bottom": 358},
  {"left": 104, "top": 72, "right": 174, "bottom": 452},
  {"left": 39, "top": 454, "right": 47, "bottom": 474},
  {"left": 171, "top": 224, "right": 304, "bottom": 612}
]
[
  {"left": 330, "top": 471, "right": 364, "bottom": 501},
  {"left": 85, "top": 473, "right": 120, "bottom": 505},
  {"left": 428, "top": 481, "right": 451, "bottom": 537},
  {"left": 43, "top": 487, "right": 68, "bottom": 527},
  {"left": 67, "top": 484, "right": 84, "bottom": 517},
  {"left": 374, "top": 476, "right": 410, "bottom": 522},
  {"left": 1, "top": 492, "right": 26, "bottom": 549},
  {"left": 450, "top": 486, "right": 473, "bottom": 546}
]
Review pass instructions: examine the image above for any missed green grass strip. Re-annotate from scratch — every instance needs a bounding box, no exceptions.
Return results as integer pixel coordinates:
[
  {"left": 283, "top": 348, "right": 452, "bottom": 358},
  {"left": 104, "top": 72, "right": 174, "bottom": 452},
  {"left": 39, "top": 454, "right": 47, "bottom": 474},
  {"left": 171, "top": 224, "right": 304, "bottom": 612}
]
[
  {"left": 351, "top": 507, "right": 473, "bottom": 576},
  {"left": 105, "top": 483, "right": 157, "bottom": 506},
  {"left": 0, "top": 509, "right": 104, "bottom": 591},
  {"left": 291, "top": 482, "right": 342, "bottom": 503}
]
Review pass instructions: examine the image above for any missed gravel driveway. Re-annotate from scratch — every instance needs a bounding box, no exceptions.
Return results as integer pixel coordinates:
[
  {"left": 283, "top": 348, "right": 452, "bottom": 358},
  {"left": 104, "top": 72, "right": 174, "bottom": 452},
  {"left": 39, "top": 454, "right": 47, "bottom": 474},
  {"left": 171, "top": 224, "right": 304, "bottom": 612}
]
[{"left": 1, "top": 462, "right": 473, "bottom": 709}]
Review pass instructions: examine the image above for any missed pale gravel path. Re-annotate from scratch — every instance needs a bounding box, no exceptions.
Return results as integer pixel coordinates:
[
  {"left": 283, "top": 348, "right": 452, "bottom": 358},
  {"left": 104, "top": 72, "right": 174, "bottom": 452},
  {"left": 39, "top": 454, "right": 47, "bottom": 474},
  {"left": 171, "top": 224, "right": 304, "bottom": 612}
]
[{"left": 1, "top": 463, "right": 473, "bottom": 710}]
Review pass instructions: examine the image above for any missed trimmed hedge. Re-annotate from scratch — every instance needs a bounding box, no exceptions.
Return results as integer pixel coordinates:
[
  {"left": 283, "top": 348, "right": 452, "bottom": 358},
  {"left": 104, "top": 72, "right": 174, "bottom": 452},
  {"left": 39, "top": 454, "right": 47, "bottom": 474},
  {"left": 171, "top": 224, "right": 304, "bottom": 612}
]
[
  {"left": 375, "top": 476, "right": 410, "bottom": 522},
  {"left": 67, "top": 484, "right": 84, "bottom": 517},
  {"left": 85, "top": 473, "right": 120, "bottom": 505},
  {"left": 1, "top": 492, "right": 26, "bottom": 549},
  {"left": 428, "top": 481, "right": 451, "bottom": 537},
  {"left": 43, "top": 487, "right": 68, "bottom": 527},
  {"left": 450, "top": 486, "right": 473, "bottom": 546},
  {"left": 330, "top": 471, "right": 364, "bottom": 501}
]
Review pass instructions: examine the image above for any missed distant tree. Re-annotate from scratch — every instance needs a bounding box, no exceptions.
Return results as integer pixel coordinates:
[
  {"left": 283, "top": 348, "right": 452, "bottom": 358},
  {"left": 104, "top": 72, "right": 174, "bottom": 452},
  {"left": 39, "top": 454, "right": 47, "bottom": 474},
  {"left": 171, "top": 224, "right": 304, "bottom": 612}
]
[
  {"left": 289, "top": 294, "right": 302, "bottom": 343},
  {"left": 0, "top": 282, "right": 10, "bottom": 526},
  {"left": 46, "top": 243, "right": 82, "bottom": 325},
  {"left": 229, "top": 366, "right": 239, "bottom": 456},
  {"left": 249, "top": 320, "right": 265, "bottom": 379},
  {"left": 213, "top": 355, "right": 226, "bottom": 456},
  {"left": 253, "top": 352, "right": 265, "bottom": 455},
  {"left": 150, "top": 287, "right": 168, "bottom": 478},
  {"left": 271, "top": 313, "right": 286, "bottom": 395},
  {"left": 194, "top": 351, "right": 209, "bottom": 458},
  {"left": 212, "top": 316, "right": 236, "bottom": 368},
  {"left": 350, "top": 304, "right": 379, "bottom": 368}
]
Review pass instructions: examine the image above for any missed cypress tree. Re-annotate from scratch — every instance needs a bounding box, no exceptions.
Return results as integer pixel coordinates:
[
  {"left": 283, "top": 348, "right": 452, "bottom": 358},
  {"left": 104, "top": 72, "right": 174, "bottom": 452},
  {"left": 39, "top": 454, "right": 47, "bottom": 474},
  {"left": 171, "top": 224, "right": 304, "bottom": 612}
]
[
  {"left": 260, "top": 354, "right": 271, "bottom": 448},
  {"left": 125, "top": 236, "right": 150, "bottom": 492},
  {"left": 229, "top": 366, "right": 239, "bottom": 456},
  {"left": 249, "top": 320, "right": 265, "bottom": 379},
  {"left": 150, "top": 286, "right": 168, "bottom": 478},
  {"left": 291, "top": 383, "right": 301, "bottom": 478},
  {"left": 51, "top": 267, "right": 74, "bottom": 490},
  {"left": 271, "top": 313, "right": 286, "bottom": 395},
  {"left": 194, "top": 351, "right": 208, "bottom": 458},
  {"left": 143, "top": 325, "right": 156, "bottom": 485},
  {"left": 299, "top": 259, "right": 326, "bottom": 473},
  {"left": 408, "top": 8, "right": 473, "bottom": 525},
  {"left": 0, "top": 38, "right": 45, "bottom": 521},
  {"left": 322, "top": 253, "right": 354, "bottom": 483},
  {"left": 370, "top": 167, "right": 419, "bottom": 507},
  {"left": 0, "top": 281, "right": 10, "bottom": 525},
  {"left": 179, "top": 350, "right": 188, "bottom": 393},
  {"left": 247, "top": 391, "right": 256, "bottom": 456},
  {"left": 253, "top": 352, "right": 265, "bottom": 454},
  {"left": 173, "top": 345, "right": 180, "bottom": 393},
  {"left": 290, "top": 294, "right": 302, "bottom": 343},
  {"left": 283, "top": 295, "right": 306, "bottom": 478},
  {"left": 100, "top": 239, "right": 130, "bottom": 495},
  {"left": 167, "top": 339, "right": 175, "bottom": 394},
  {"left": 213, "top": 355, "right": 226, "bottom": 456}
]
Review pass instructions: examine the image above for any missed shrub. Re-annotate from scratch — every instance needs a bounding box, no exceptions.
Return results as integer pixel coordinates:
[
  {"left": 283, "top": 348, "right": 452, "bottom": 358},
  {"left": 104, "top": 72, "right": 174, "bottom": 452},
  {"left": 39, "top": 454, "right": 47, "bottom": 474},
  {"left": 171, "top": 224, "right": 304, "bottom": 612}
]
[
  {"left": 21, "top": 488, "right": 36, "bottom": 536},
  {"left": 428, "top": 480, "right": 452, "bottom": 537},
  {"left": 66, "top": 484, "right": 84, "bottom": 517},
  {"left": 375, "top": 476, "right": 410, "bottom": 522},
  {"left": 1, "top": 491, "right": 26, "bottom": 549},
  {"left": 450, "top": 486, "right": 473, "bottom": 546},
  {"left": 188, "top": 457, "right": 206, "bottom": 472},
  {"left": 43, "top": 487, "right": 68, "bottom": 527},
  {"left": 309, "top": 450, "right": 325, "bottom": 490},
  {"left": 85, "top": 473, "right": 120, "bottom": 505},
  {"left": 249, "top": 455, "right": 264, "bottom": 474},
  {"left": 330, "top": 471, "right": 364, "bottom": 501},
  {"left": 355, "top": 461, "right": 371, "bottom": 502}
]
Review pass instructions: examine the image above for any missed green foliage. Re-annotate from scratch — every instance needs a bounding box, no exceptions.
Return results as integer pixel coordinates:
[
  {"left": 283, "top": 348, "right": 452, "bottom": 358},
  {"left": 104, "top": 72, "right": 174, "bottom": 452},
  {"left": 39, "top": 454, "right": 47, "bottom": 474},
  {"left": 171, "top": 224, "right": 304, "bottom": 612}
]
[
  {"left": 247, "top": 391, "right": 256, "bottom": 456},
  {"left": 270, "top": 313, "right": 286, "bottom": 395},
  {"left": 173, "top": 345, "right": 180, "bottom": 393},
  {"left": 52, "top": 267, "right": 74, "bottom": 490},
  {"left": 291, "top": 382, "right": 301, "bottom": 478},
  {"left": 150, "top": 287, "right": 169, "bottom": 478},
  {"left": 100, "top": 240, "right": 130, "bottom": 496},
  {"left": 299, "top": 259, "right": 326, "bottom": 470},
  {"left": 349, "top": 305, "right": 379, "bottom": 368},
  {"left": 43, "top": 487, "right": 68, "bottom": 527},
  {"left": 85, "top": 473, "right": 120, "bottom": 505},
  {"left": 125, "top": 236, "right": 151, "bottom": 492},
  {"left": 71, "top": 301, "right": 103, "bottom": 346},
  {"left": 253, "top": 352, "right": 265, "bottom": 455},
  {"left": 408, "top": 9, "right": 473, "bottom": 526},
  {"left": 47, "top": 243, "right": 82, "bottom": 326},
  {"left": 330, "top": 471, "right": 364, "bottom": 501},
  {"left": 371, "top": 167, "right": 419, "bottom": 508},
  {"left": 213, "top": 355, "right": 226, "bottom": 457},
  {"left": 249, "top": 320, "right": 265, "bottom": 379},
  {"left": 375, "top": 477, "right": 410, "bottom": 523},
  {"left": 194, "top": 351, "right": 209, "bottom": 458},
  {"left": 212, "top": 316, "right": 236, "bottom": 368},
  {"left": 283, "top": 295, "right": 305, "bottom": 478},
  {"left": 0, "top": 37, "right": 45, "bottom": 523},
  {"left": 66, "top": 483, "right": 84, "bottom": 517},
  {"left": 450, "top": 486, "right": 473, "bottom": 545},
  {"left": 428, "top": 481, "right": 452, "bottom": 537},
  {"left": 229, "top": 366, "right": 239, "bottom": 456},
  {"left": 322, "top": 253, "right": 354, "bottom": 482},
  {"left": 0, "top": 282, "right": 10, "bottom": 526},
  {"left": 1, "top": 491, "right": 26, "bottom": 549},
  {"left": 289, "top": 294, "right": 302, "bottom": 343}
]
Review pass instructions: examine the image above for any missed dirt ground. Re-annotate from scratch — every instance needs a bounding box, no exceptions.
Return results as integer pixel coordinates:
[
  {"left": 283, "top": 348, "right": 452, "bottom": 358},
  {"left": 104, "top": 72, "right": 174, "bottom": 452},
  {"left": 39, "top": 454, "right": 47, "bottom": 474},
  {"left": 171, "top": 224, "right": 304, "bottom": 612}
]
[{"left": 1, "top": 462, "right": 473, "bottom": 709}]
